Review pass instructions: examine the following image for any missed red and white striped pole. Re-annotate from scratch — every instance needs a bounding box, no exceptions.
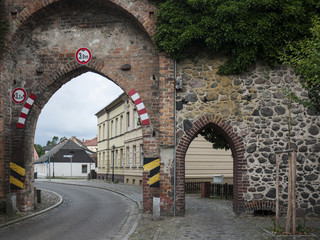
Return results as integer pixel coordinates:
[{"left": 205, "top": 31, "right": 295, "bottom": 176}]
[
  {"left": 17, "top": 94, "right": 36, "bottom": 129},
  {"left": 128, "top": 89, "right": 150, "bottom": 125}
]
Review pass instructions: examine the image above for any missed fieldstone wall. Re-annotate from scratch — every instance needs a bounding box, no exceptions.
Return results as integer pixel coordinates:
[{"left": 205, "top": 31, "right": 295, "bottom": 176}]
[{"left": 175, "top": 54, "right": 320, "bottom": 217}]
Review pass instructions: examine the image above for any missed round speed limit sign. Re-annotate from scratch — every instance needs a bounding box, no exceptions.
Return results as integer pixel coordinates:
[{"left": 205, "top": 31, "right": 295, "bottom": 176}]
[
  {"left": 75, "top": 48, "right": 92, "bottom": 65},
  {"left": 12, "top": 88, "right": 27, "bottom": 104}
]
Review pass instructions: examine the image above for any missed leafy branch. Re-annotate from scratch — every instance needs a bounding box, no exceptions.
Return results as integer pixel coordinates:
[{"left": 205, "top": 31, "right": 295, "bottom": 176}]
[{"left": 150, "top": 0, "right": 319, "bottom": 75}]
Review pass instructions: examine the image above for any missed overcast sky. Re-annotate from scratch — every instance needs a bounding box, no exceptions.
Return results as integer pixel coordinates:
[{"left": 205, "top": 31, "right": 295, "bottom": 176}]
[{"left": 34, "top": 72, "right": 123, "bottom": 146}]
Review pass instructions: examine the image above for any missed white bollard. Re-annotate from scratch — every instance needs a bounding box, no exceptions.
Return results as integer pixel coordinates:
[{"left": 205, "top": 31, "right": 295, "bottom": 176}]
[{"left": 153, "top": 197, "right": 160, "bottom": 221}]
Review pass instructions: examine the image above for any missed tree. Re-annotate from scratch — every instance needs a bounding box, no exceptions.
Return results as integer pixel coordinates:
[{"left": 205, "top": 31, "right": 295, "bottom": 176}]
[
  {"left": 200, "top": 127, "right": 230, "bottom": 151},
  {"left": 150, "top": 0, "right": 319, "bottom": 75},
  {"left": 34, "top": 144, "right": 45, "bottom": 157},
  {"left": 280, "top": 17, "right": 320, "bottom": 113},
  {"left": 46, "top": 136, "right": 59, "bottom": 147}
]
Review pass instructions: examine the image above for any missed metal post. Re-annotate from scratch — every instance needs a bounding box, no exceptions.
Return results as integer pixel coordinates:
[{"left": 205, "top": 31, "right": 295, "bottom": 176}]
[
  {"left": 48, "top": 155, "right": 51, "bottom": 180},
  {"left": 276, "top": 153, "right": 280, "bottom": 230},
  {"left": 70, "top": 156, "right": 72, "bottom": 178},
  {"left": 112, "top": 145, "right": 115, "bottom": 183},
  {"left": 52, "top": 157, "right": 55, "bottom": 178},
  {"left": 173, "top": 60, "right": 177, "bottom": 216}
]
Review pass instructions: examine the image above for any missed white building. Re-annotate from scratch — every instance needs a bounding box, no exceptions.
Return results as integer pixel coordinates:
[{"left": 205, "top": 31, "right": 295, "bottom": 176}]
[{"left": 35, "top": 138, "right": 96, "bottom": 178}]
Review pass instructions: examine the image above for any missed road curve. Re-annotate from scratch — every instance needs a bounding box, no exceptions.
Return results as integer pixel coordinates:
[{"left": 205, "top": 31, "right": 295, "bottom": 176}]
[{"left": 0, "top": 181, "right": 133, "bottom": 240}]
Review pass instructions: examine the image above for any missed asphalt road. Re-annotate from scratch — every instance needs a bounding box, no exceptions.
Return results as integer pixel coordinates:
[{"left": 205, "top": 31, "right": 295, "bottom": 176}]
[{"left": 0, "top": 182, "right": 132, "bottom": 240}]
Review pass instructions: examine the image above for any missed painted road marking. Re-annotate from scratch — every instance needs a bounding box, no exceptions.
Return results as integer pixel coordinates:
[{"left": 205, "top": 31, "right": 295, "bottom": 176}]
[
  {"left": 128, "top": 89, "right": 150, "bottom": 125},
  {"left": 10, "top": 162, "right": 25, "bottom": 189},
  {"left": 144, "top": 158, "right": 160, "bottom": 188},
  {"left": 17, "top": 94, "right": 36, "bottom": 129}
]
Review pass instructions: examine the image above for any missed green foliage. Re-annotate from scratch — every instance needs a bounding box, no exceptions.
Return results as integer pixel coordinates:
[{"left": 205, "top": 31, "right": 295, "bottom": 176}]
[
  {"left": 34, "top": 144, "right": 45, "bottom": 157},
  {"left": 200, "top": 127, "right": 230, "bottom": 151},
  {"left": 280, "top": 18, "right": 320, "bottom": 113},
  {"left": 270, "top": 218, "right": 283, "bottom": 234},
  {"left": 46, "top": 136, "right": 60, "bottom": 147},
  {"left": 151, "top": 0, "right": 319, "bottom": 75}
]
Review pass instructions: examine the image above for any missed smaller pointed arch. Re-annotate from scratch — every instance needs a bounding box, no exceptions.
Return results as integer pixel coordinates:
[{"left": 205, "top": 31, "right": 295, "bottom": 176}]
[{"left": 175, "top": 114, "right": 248, "bottom": 215}]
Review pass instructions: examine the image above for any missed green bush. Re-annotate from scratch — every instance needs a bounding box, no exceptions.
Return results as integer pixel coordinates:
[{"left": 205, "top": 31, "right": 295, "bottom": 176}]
[{"left": 150, "top": 0, "right": 319, "bottom": 75}]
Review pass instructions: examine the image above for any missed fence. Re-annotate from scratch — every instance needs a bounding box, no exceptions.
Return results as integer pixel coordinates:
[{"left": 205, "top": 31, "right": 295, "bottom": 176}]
[
  {"left": 185, "top": 182, "right": 202, "bottom": 193},
  {"left": 185, "top": 181, "right": 233, "bottom": 199}
]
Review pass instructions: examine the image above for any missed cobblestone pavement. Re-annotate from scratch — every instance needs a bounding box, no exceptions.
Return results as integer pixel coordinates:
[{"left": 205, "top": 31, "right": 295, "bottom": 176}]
[
  {"left": 2, "top": 179, "right": 320, "bottom": 240},
  {"left": 0, "top": 188, "right": 61, "bottom": 225},
  {"left": 130, "top": 195, "right": 320, "bottom": 240}
]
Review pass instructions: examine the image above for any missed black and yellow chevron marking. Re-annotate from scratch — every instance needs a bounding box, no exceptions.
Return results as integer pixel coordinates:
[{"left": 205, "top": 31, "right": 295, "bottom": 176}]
[
  {"left": 10, "top": 162, "right": 25, "bottom": 189},
  {"left": 144, "top": 158, "right": 160, "bottom": 188}
]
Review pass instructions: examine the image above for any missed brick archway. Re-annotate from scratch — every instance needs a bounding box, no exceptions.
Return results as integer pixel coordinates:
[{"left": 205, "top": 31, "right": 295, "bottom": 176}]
[
  {"left": 0, "top": 0, "right": 174, "bottom": 213},
  {"left": 175, "top": 115, "right": 248, "bottom": 215},
  {"left": 5, "top": 0, "right": 157, "bottom": 49}
]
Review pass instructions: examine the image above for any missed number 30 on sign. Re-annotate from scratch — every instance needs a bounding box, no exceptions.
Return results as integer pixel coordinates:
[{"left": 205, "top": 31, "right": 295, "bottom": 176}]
[
  {"left": 75, "top": 48, "right": 92, "bottom": 65},
  {"left": 12, "top": 88, "right": 26, "bottom": 104}
]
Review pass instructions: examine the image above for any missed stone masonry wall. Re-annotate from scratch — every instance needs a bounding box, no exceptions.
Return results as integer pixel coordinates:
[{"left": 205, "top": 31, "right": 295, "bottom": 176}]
[{"left": 175, "top": 54, "right": 320, "bottom": 217}]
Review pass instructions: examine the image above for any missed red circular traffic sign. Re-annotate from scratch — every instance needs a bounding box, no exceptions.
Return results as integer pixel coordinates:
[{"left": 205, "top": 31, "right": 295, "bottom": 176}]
[
  {"left": 75, "top": 48, "right": 92, "bottom": 65},
  {"left": 12, "top": 88, "right": 27, "bottom": 104}
]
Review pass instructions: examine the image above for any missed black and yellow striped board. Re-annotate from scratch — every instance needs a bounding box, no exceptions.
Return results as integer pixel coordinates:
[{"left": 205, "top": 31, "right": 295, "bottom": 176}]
[
  {"left": 10, "top": 162, "right": 25, "bottom": 190},
  {"left": 144, "top": 157, "right": 160, "bottom": 188}
]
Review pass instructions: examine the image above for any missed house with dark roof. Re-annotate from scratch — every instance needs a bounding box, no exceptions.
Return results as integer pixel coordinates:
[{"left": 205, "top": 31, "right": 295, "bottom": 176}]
[{"left": 35, "top": 138, "right": 96, "bottom": 178}]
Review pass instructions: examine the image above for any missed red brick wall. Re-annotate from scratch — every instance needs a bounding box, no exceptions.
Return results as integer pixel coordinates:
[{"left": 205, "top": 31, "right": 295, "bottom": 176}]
[{"left": 0, "top": 0, "right": 168, "bottom": 213}]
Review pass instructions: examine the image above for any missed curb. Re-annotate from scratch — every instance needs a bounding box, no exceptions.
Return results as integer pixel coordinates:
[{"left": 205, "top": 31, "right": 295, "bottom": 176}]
[
  {"left": 261, "top": 227, "right": 318, "bottom": 239},
  {"left": 0, "top": 189, "right": 63, "bottom": 229},
  {"left": 43, "top": 180, "right": 142, "bottom": 240}
]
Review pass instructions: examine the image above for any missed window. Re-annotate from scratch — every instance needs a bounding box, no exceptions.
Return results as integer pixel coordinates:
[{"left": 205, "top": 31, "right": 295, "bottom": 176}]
[
  {"left": 120, "top": 149, "right": 123, "bottom": 167},
  {"left": 98, "top": 152, "right": 101, "bottom": 168},
  {"left": 115, "top": 150, "right": 118, "bottom": 167},
  {"left": 133, "top": 146, "right": 136, "bottom": 166},
  {"left": 99, "top": 126, "right": 101, "bottom": 141},
  {"left": 126, "top": 147, "right": 130, "bottom": 166},
  {"left": 103, "top": 152, "right": 105, "bottom": 168},
  {"left": 115, "top": 118, "right": 118, "bottom": 136},
  {"left": 120, "top": 115, "right": 123, "bottom": 134},
  {"left": 82, "top": 164, "right": 88, "bottom": 173},
  {"left": 102, "top": 124, "right": 105, "bottom": 139},
  {"left": 111, "top": 120, "right": 113, "bottom": 137},
  {"left": 140, "top": 145, "right": 144, "bottom": 166},
  {"left": 127, "top": 112, "right": 130, "bottom": 131},
  {"left": 134, "top": 109, "right": 137, "bottom": 129}
]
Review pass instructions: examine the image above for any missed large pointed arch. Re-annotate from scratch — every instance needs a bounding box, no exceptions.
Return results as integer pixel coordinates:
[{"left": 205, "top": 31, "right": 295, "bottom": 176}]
[
  {"left": 5, "top": 0, "right": 157, "bottom": 52},
  {"left": 175, "top": 114, "right": 248, "bottom": 215},
  {"left": 0, "top": 0, "right": 168, "bottom": 212}
]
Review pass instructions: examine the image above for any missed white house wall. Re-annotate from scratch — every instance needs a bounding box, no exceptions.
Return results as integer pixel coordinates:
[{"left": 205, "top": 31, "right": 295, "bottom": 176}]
[{"left": 35, "top": 162, "right": 96, "bottom": 178}]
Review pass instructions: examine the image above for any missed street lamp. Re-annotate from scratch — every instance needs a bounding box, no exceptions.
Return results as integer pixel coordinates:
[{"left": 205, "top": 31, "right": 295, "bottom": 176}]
[
  {"left": 63, "top": 151, "right": 74, "bottom": 178},
  {"left": 112, "top": 145, "right": 115, "bottom": 183}
]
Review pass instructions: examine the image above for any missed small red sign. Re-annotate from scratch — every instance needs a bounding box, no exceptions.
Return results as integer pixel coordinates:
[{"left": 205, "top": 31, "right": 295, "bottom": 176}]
[
  {"left": 75, "top": 48, "right": 92, "bottom": 65},
  {"left": 12, "top": 88, "right": 27, "bottom": 104}
]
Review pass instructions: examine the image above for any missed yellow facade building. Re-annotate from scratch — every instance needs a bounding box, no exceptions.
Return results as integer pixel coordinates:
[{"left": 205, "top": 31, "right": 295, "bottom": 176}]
[
  {"left": 96, "top": 94, "right": 233, "bottom": 185},
  {"left": 95, "top": 93, "right": 143, "bottom": 184}
]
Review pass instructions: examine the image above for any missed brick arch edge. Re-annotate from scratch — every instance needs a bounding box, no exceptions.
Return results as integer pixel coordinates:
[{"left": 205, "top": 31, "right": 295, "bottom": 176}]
[
  {"left": 175, "top": 114, "right": 248, "bottom": 215},
  {"left": 5, "top": 0, "right": 157, "bottom": 52}
]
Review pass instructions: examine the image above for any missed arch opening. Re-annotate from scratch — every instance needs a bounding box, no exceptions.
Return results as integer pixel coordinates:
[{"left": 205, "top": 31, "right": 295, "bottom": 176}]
[{"left": 175, "top": 115, "right": 247, "bottom": 216}]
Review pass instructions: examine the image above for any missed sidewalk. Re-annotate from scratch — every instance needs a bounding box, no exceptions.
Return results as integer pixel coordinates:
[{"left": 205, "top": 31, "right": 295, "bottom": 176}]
[
  {"left": 0, "top": 188, "right": 63, "bottom": 227},
  {"left": 2, "top": 179, "right": 320, "bottom": 240}
]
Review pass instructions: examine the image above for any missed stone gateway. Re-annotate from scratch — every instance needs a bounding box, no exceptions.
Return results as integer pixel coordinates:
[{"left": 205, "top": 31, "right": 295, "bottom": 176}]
[{"left": 0, "top": 0, "right": 319, "bottom": 218}]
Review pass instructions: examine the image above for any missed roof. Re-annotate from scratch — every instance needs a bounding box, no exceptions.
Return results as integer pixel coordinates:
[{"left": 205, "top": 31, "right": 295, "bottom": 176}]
[
  {"left": 83, "top": 137, "right": 97, "bottom": 146},
  {"left": 35, "top": 139, "right": 95, "bottom": 164}
]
